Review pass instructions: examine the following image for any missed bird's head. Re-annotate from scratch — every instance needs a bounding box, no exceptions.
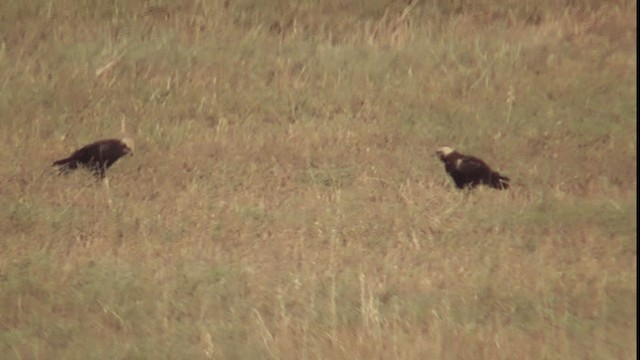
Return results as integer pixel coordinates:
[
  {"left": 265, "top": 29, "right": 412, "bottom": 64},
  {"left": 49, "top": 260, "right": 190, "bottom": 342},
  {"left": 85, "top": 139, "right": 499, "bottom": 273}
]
[
  {"left": 435, "top": 146, "right": 454, "bottom": 160},
  {"left": 121, "top": 138, "right": 135, "bottom": 155}
]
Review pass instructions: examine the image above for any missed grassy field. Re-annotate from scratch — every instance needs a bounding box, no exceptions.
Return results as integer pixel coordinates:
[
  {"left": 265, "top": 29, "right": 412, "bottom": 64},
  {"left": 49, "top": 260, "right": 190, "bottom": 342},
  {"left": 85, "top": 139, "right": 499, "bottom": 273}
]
[{"left": 0, "top": 0, "right": 636, "bottom": 358}]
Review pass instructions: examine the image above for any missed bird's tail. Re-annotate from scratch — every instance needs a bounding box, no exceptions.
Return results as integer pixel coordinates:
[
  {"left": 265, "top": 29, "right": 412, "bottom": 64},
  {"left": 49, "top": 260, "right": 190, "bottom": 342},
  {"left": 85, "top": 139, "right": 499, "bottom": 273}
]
[
  {"left": 490, "top": 172, "right": 510, "bottom": 190},
  {"left": 52, "top": 157, "right": 77, "bottom": 174},
  {"left": 53, "top": 157, "right": 72, "bottom": 166}
]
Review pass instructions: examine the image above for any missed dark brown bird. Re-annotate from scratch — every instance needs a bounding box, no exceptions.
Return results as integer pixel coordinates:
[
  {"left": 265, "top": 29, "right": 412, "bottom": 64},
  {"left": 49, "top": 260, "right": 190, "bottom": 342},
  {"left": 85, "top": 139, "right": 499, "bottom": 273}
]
[
  {"left": 435, "top": 146, "right": 510, "bottom": 190},
  {"left": 53, "top": 138, "right": 134, "bottom": 179}
]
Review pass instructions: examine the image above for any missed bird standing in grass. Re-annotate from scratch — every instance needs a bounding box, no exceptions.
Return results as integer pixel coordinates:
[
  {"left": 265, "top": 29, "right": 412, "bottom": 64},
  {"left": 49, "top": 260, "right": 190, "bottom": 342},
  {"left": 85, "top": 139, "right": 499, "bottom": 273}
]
[
  {"left": 435, "top": 146, "right": 510, "bottom": 190},
  {"left": 53, "top": 138, "right": 134, "bottom": 179}
]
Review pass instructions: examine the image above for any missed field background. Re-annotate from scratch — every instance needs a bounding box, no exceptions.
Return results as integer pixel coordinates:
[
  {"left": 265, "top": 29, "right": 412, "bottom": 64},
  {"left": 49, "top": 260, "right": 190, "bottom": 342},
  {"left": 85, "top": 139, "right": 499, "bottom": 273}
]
[{"left": 0, "top": 0, "right": 636, "bottom": 358}]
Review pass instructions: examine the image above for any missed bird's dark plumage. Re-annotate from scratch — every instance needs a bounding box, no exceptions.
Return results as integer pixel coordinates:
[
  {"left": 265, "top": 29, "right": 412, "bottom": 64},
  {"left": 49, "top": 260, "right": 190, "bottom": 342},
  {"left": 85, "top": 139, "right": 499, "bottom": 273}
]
[
  {"left": 436, "top": 146, "right": 510, "bottom": 190},
  {"left": 53, "top": 138, "right": 134, "bottom": 179}
]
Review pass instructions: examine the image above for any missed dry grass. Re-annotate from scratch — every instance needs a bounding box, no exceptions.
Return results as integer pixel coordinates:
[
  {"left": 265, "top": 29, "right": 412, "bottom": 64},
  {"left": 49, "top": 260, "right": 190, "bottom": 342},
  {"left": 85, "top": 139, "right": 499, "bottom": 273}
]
[{"left": 0, "top": 0, "right": 636, "bottom": 359}]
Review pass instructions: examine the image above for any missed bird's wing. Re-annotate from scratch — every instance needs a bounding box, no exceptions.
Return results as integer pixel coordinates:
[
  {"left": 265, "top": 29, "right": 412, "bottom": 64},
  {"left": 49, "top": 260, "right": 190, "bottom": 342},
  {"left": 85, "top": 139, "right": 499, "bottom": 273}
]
[{"left": 456, "top": 157, "right": 489, "bottom": 174}]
